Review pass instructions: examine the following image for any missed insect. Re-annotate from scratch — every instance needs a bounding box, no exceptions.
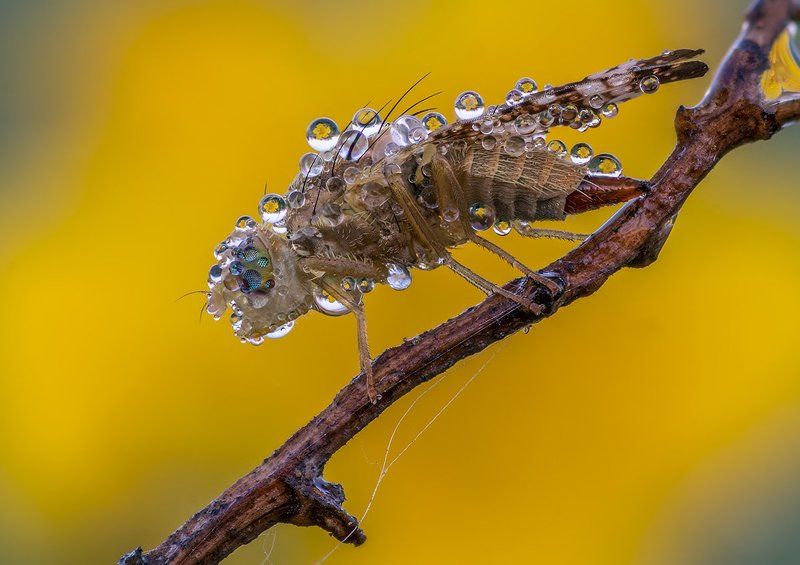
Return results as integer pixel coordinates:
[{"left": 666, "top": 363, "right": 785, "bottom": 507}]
[{"left": 204, "top": 49, "right": 707, "bottom": 402}]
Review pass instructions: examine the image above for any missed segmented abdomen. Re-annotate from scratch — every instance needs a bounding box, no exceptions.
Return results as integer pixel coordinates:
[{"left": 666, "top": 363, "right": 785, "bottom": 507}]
[{"left": 450, "top": 144, "right": 587, "bottom": 223}]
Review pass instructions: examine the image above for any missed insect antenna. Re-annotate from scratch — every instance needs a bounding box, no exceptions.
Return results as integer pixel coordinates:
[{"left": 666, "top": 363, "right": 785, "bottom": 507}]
[
  {"left": 175, "top": 290, "right": 210, "bottom": 302},
  {"left": 410, "top": 106, "right": 437, "bottom": 117},
  {"left": 359, "top": 89, "right": 442, "bottom": 164},
  {"left": 199, "top": 299, "right": 208, "bottom": 325}
]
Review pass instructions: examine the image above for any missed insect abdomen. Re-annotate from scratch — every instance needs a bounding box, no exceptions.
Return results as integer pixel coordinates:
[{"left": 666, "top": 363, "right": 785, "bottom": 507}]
[{"left": 453, "top": 144, "right": 587, "bottom": 223}]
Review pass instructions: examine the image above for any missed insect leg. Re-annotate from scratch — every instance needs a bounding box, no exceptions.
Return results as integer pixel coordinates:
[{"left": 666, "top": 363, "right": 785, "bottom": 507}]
[
  {"left": 385, "top": 172, "right": 447, "bottom": 257},
  {"left": 444, "top": 255, "right": 544, "bottom": 315},
  {"left": 353, "top": 305, "right": 377, "bottom": 403},
  {"left": 515, "top": 224, "right": 589, "bottom": 241},
  {"left": 314, "top": 275, "right": 378, "bottom": 404},
  {"left": 468, "top": 234, "right": 560, "bottom": 293}
]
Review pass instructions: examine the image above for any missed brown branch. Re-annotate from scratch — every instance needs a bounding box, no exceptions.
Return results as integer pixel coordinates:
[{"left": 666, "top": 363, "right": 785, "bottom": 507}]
[{"left": 121, "top": 1, "right": 800, "bottom": 562}]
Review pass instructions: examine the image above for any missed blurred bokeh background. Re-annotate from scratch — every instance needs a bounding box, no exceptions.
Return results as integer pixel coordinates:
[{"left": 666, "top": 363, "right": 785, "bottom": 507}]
[{"left": 1, "top": 0, "right": 799, "bottom": 563}]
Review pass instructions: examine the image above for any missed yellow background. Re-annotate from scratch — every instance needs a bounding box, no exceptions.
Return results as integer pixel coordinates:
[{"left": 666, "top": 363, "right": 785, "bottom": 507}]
[{"left": 1, "top": 1, "right": 799, "bottom": 563}]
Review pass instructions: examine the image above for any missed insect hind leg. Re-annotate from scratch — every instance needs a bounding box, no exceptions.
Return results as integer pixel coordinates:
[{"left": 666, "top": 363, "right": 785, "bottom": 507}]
[
  {"left": 469, "top": 233, "right": 561, "bottom": 293},
  {"left": 444, "top": 255, "right": 544, "bottom": 315}
]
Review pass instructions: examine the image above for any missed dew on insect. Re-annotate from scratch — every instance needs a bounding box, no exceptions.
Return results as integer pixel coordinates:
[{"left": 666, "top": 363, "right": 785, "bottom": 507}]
[
  {"left": 386, "top": 263, "right": 412, "bottom": 290},
  {"left": 515, "top": 77, "right": 538, "bottom": 94},
  {"left": 570, "top": 143, "right": 594, "bottom": 165},
  {"left": 468, "top": 202, "right": 495, "bottom": 231},
  {"left": 588, "top": 153, "right": 623, "bottom": 177},
  {"left": 306, "top": 117, "right": 340, "bottom": 151},
  {"left": 454, "top": 91, "right": 485, "bottom": 120}
]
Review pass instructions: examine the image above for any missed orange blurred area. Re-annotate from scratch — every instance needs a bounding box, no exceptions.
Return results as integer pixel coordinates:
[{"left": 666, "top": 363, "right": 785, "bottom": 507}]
[{"left": 1, "top": 1, "right": 799, "bottom": 563}]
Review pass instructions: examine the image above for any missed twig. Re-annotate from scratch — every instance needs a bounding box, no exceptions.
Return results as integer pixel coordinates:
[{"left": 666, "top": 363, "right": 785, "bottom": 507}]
[{"left": 120, "top": 1, "right": 800, "bottom": 562}]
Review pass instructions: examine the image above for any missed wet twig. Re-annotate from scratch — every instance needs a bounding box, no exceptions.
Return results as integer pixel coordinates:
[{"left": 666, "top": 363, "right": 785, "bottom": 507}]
[{"left": 121, "top": 1, "right": 800, "bottom": 562}]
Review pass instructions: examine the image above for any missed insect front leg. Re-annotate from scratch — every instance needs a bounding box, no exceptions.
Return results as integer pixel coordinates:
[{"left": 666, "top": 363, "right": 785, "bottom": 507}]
[{"left": 300, "top": 259, "right": 385, "bottom": 403}]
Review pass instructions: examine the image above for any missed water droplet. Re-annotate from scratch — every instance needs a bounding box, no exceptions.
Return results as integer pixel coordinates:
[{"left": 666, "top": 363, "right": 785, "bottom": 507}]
[
  {"left": 418, "top": 112, "right": 445, "bottom": 134},
  {"left": 493, "top": 220, "right": 512, "bottom": 236},
  {"left": 230, "top": 311, "right": 243, "bottom": 331},
  {"left": 361, "top": 182, "right": 390, "bottom": 209},
  {"left": 454, "top": 91, "right": 485, "bottom": 120},
  {"left": 589, "top": 95, "right": 604, "bottom": 109},
  {"left": 547, "top": 140, "right": 567, "bottom": 156},
  {"left": 561, "top": 104, "right": 578, "bottom": 122},
  {"left": 247, "top": 335, "right": 265, "bottom": 346},
  {"left": 320, "top": 202, "right": 343, "bottom": 226},
  {"left": 306, "top": 117, "right": 340, "bottom": 151},
  {"left": 266, "top": 320, "right": 294, "bottom": 339},
  {"left": 479, "top": 119, "right": 494, "bottom": 135},
  {"left": 570, "top": 143, "right": 594, "bottom": 165},
  {"left": 272, "top": 220, "right": 287, "bottom": 235},
  {"left": 213, "top": 243, "right": 228, "bottom": 260},
  {"left": 343, "top": 166, "right": 360, "bottom": 184},
  {"left": 357, "top": 278, "right": 375, "bottom": 293},
  {"left": 287, "top": 190, "right": 306, "bottom": 209},
  {"left": 235, "top": 215, "right": 257, "bottom": 230},
  {"left": 505, "top": 89, "right": 524, "bottom": 107},
  {"left": 259, "top": 194, "right": 287, "bottom": 223},
  {"left": 601, "top": 103, "right": 618, "bottom": 118},
  {"left": 382, "top": 162, "right": 401, "bottom": 177},
  {"left": 352, "top": 107, "right": 381, "bottom": 137},
  {"left": 468, "top": 202, "right": 495, "bottom": 231},
  {"left": 408, "top": 126, "right": 428, "bottom": 144},
  {"left": 341, "top": 276, "right": 356, "bottom": 291},
  {"left": 391, "top": 115, "right": 424, "bottom": 146},
  {"left": 481, "top": 135, "right": 497, "bottom": 150},
  {"left": 515, "top": 77, "right": 538, "bottom": 94},
  {"left": 588, "top": 153, "right": 623, "bottom": 177},
  {"left": 442, "top": 206, "right": 460, "bottom": 222},
  {"left": 386, "top": 263, "right": 412, "bottom": 290},
  {"left": 208, "top": 264, "right": 223, "bottom": 283},
  {"left": 299, "top": 152, "right": 324, "bottom": 177},
  {"left": 579, "top": 109, "right": 594, "bottom": 123},
  {"left": 504, "top": 136, "right": 525, "bottom": 157},
  {"left": 639, "top": 75, "right": 660, "bottom": 94},
  {"left": 313, "top": 287, "right": 350, "bottom": 316},
  {"left": 514, "top": 113, "right": 537, "bottom": 135},
  {"left": 326, "top": 176, "right": 345, "bottom": 192},
  {"left": 538, "top": 110, "right": 555, "bottom": 127},
  {"left": 337, "top": 130, "right": 368, "bottom": 161}
]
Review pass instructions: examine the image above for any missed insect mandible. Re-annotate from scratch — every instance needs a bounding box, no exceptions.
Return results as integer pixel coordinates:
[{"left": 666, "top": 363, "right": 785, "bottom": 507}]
[{"left": 204, "top": 49, "right": 707, "bottom": 402}]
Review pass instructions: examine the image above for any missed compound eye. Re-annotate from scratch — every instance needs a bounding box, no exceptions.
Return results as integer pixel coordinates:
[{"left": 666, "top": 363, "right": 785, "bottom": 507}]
[{"left": 230, "top": 242, "right": 273, "bottom": 294}]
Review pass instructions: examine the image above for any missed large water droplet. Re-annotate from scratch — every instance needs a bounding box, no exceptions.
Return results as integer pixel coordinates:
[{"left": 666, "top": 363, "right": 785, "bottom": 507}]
[
  {"left": 468, "top": 202, "right": 495, "bottom": 231},
  {"left": 514, "top": 113, "right": 537, "bottom": 135},
  {"left": 266, "top": 320, "right": 294, "bottom": 339},
  {"left": 360, "top": 182, "right": 390, "bottom": 209},
  {"left": 421, "top": 112, "right": 447, "bottom": 132},
  {"left": 504, "top": 136, "right": 525, "bottom": 157},
  {"left": 391, "top": 115, "right": 424, "bottom": 146},
  {"left": 352, "top": 107, "right": 381, "bottom": 137},
  {"left": 313, "top": 287, "right": 350, "bottom": 316},
  {"left": 570, "top": 143, "right": 594, "bottom": 165},
  {"left": 515, "top": 77, "right": 538, "bottom": 94},
  {"left": 386, "top": 263, "right": 412, "bottom": 290},
  {"left": 235, "top": 215, "right": 257, "bottom": 230},
  {"left": 299, "top": 153, "right": 324, "bottom": 177},
  {"left": 337, "top": 130, "right": 368, "bottom": 161},
  {"left": 306, "top": 117, "right": 340, "bottom": 151},
  {"left": 208, "top": 264, "right": 223, "bottom": 283},
  {"left": 547, "top": 140, "right": 567, "bottom": 156},
  {"left": 357, "top": 278, "right": 375, "bottom": 293},
  {"left": 287, "top": 190, "right": 306, "bottom": 209},
  {"left": 454, "top": 91, "right": 485, "bottom": 120},
  {"left": 505, "top": 89, "right": 524, "bottom": 107},
  {"left": 588, "top": 153, "right": 623, "bottom": 177},
  {"left": 259, "top": 194, "right": 287, "bottom": 223}
]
